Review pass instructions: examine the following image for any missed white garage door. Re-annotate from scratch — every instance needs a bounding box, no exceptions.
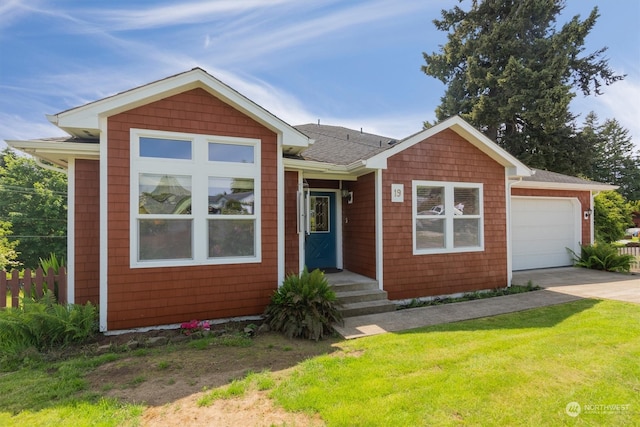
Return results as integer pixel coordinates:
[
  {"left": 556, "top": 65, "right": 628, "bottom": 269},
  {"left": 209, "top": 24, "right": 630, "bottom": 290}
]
[{"left": 511, "top": 197, "right": 581, "bottom": 270}]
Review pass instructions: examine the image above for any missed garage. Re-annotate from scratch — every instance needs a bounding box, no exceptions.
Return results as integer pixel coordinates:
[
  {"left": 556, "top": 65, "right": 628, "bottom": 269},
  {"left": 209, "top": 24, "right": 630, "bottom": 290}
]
[{"left": 511, "top": 197, "right": 581, "bottom": 270}]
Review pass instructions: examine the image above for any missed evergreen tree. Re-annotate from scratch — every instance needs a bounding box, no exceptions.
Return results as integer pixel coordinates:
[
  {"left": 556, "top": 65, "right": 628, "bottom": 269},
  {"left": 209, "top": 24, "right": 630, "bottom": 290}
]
[
  {"left": 0, "top": 149, "right": 67, "bottom": 269},
  {"left": 422, "top": 0, "right": 623, "bottom": 174},
  {"left": 580, "top": 112, "right": 640, "bottom": 200}
]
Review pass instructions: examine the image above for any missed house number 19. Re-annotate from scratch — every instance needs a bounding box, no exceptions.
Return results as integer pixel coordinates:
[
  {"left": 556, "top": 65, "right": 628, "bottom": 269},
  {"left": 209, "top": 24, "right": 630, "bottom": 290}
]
[{"left": 391, "top": 184, "right": 404, "bottom": 203}]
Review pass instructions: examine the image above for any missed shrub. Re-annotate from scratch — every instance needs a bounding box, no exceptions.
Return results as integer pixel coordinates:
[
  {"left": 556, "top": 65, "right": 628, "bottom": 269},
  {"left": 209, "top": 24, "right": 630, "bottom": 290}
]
[
  {"left": 569, "top": 243, "right": 635, "bottom": 273},
  {"left": 264, "top": 267, "right": 342, "bottom": 341},
  {"left": 0, "top": 292, "right": 98, "bottom": 370}
]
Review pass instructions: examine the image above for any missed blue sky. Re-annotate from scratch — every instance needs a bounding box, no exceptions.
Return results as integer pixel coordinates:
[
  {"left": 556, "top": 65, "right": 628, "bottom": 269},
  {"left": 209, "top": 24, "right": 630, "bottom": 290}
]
[{"left": 1, "top": 0, "right": 639, "bottom": 152}]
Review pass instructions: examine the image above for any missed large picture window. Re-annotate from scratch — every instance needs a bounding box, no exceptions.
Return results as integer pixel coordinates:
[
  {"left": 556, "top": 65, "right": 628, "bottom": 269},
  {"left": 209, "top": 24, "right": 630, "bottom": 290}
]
[
  {"left": 413, "top": 181, "right": 483, "bottom": 254},
  {"left": 130, "top": 129, "right": 261, "bottom": 267}
]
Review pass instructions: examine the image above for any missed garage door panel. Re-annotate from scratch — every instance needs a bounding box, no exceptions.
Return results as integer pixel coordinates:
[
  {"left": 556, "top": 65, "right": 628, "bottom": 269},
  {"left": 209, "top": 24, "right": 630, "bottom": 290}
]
[{"left": 512, "top": 197, "right": 580, "bottom": 270}]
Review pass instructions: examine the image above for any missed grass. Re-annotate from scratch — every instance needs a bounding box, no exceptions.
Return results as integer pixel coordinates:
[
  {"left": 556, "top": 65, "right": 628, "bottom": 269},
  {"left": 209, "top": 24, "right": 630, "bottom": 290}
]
[
  {"left": 0, "top": 353, "right": 143, "bottom": 426},
  {"left": 272, "top": 299, "right": 640, "bottom": 426},
  {"left": 197, "top": 370, "right": 275, "bottom": 406},
  {"left": 0, "top": 299, "right": 638, "bottom": 425}
]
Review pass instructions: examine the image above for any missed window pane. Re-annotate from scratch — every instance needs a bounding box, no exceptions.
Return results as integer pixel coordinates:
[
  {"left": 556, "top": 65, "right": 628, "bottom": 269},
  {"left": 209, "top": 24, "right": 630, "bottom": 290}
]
[
  {"left": 208, "top": 177, "right": 254, "bottom": 215},
  {"left": 139, "top": 219, "right": 192, "bottom": 260},
  {"left": 310, "top": 196, "right": 330, "bottom": 233},
  {"left": 139, "top": 174, "right": 192, "bottom": 214},
  {"left": 209, "top": 219, "right": 255, "bottom": 257},
  {"left": 209, "top": 143, "right": 254, "bottom": 163},
  {"left": 416, "top": 218, "right": 445, "bottom": 249},
  {"left": 140, "top": 137, "right": 191, "bottom": 159},
  {"left": 454, "top": 187, "right": 480, "bottom": 215},
  {"left": 454, "top": 218, "right": 480, "bottom": 247},
  {"left": 416, "top": 186, "right": 445, "bottom": 216}
]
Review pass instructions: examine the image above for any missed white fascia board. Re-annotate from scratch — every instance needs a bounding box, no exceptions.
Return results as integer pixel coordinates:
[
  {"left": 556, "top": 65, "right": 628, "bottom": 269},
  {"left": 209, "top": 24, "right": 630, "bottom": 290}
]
[
  {"left": 511, "top": 180, "right": 618, "bottom": 192},
  {"left": 52, "top": 68, "right": 309, "bottom": 148},
  {"left": 364, "top": 116, "right": 532, "bottom": 177},
  {"left": 5, "top": 139, "right": 100, "bottom": 169},
  {"left": 5, "top": 139, "right": 100, "bottom": 158},
  {"left": 283, "top": 158, "right": 363, "bottom": 181}
]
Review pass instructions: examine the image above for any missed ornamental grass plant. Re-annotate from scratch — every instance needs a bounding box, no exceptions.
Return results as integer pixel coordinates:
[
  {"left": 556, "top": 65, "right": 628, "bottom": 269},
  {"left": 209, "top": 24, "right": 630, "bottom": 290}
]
[
  {"left": 569, "top": 243, "right": 635, "bottom": 273},
  {"left": 264, "top": 267, "right": 342, "bottom": 341}
]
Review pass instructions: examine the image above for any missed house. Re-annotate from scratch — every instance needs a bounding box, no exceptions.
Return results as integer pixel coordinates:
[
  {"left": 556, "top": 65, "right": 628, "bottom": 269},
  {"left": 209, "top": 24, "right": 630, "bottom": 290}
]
[{"left": 6, "top": 68, "right": 616, "bottom": 332}]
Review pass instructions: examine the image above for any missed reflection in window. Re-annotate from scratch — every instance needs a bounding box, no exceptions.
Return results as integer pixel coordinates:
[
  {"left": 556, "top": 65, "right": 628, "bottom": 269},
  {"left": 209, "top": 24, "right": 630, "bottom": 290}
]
[
  {"left": 140, "top": 137, "right": 192, "bottom": 160},
  {"left": 139, "top": 174, "right": 192, "bottom": 214},
  {"left": 414, "top": 181, "right": 483, "bottom": 253},
  {"left": 208, "top": 178, "right": 254, "bottom": 215},
  {"left": 209, "top": 143, "right": 254, "bottom": 163},
  {"left": 208, "top": 219, "right": 255, "bottom": 258},
  {"left": 139, "top": 219, "right": 192, "bottom": 260}
]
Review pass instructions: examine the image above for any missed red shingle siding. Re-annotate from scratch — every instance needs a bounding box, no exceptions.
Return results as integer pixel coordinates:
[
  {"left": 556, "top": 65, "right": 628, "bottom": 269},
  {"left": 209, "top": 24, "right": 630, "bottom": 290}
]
[
  {"left": 511, "top": 187, "right": 592, "bottom": 245},
  {"left": 73, "top": 159, "right": 100, "bottom": 305},
  {"left": 343, "top": 173, "right": 377, "bottom": 278},
  {"left": 382, "top": 129, "right": 508, "bottom": 300},
  {"left": 105, "top": 88, "right": 278, "bottom": 330},
  {"left": 284, "top": 171, "right": 300, "bottom": 275}
]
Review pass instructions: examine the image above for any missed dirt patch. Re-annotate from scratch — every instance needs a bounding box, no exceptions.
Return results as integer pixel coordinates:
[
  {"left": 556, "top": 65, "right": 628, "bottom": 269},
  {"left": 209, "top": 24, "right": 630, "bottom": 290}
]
[{"left": 83, "top": 328, "right": 338, "bottom": 425}]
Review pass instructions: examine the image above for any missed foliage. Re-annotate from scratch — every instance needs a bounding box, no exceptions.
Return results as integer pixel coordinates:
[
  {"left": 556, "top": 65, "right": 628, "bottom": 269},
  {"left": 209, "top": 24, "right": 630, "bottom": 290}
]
[
  {"left": 0, "top": 220, "right": 19, "bottom": 270},
  {"left": 580, "top": 112, "right": 640, "bottom": 200},
  {"left": 0, "top": 148, "right": 67, "bottom": 269},
  {"left": 400, "top": 281, "right": 540, "bottom": 309},
  {"left": 264, "top": 267, "right": 342, "bottom": 341},
  {"left": 422, "top": 0, "right": 623, "bottom": 175},
  {"left": 0, "top": 293, "right": 98, "bottom": 370},
  {"left": 38, "top": 252, "right": 65, "bottom": 274},
  {"left": 594, "top": 191, "right": 633, "bottom": 243},
  {"left": 569, "top": 243, "right": 635, "bottom": 273}
]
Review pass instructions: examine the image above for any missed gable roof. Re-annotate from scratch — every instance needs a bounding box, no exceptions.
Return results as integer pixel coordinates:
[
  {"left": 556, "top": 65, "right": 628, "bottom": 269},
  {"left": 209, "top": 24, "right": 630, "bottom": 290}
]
[
  {"left": 362, "top": 116, "right": 531, "bottom": 177},
  {"left": 7, "top": 68, "right": 310, "bottom": 168}
]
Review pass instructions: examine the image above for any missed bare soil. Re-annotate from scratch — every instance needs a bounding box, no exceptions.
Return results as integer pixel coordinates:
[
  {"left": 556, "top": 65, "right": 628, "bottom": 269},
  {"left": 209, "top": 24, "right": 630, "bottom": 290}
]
[{"left": 83, "top": 327, "right": 338, "bottom": 426}]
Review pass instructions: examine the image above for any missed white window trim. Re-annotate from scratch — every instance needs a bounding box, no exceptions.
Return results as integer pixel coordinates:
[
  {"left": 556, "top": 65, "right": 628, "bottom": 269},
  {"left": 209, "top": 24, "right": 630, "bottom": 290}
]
[
  {"left": 130, "top": 128, "right": 261, "bottom": 268},
  {"left": 412, "top": 180, "right": 484, "bottom": 255}
]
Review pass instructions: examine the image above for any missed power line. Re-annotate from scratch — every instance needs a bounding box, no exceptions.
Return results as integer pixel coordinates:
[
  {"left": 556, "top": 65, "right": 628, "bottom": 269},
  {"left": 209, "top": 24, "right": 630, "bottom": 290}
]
[{"left": 0, "top": 184, "right": 67, "bottom": 196}]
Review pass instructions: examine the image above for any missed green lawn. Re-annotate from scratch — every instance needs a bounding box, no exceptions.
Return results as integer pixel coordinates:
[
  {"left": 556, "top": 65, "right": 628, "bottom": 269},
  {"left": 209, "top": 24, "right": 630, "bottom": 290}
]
[
  {"left": 272, "top": 299, "right": 639, "bottom": 426},
  {"left": 1, "top": 299, "right": 638, "bottom": 426}
]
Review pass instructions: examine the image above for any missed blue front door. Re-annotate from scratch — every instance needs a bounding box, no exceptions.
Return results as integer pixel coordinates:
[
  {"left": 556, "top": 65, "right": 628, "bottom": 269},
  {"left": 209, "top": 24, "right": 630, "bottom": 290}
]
[{"left": 305, "top": 192, "right": 337, "bottom": 270}]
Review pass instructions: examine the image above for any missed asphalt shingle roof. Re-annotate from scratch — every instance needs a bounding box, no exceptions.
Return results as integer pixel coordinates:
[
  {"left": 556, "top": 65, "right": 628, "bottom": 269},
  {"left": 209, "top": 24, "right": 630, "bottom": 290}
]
[
  {"left": 294, "top": 123, "right": 398, "bottom": 165},
  {"left": 524, "top": 168, "right": 600, "bottom": 185}
]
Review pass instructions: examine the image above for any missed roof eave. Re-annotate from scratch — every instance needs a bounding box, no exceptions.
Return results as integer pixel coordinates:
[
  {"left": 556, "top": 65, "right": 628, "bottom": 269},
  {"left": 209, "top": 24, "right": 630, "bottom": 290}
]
[
  {"left": 50, "top": 68, "right": 310, "bottom": 149},
  {"left": 5, "top": 139, "right": 100, "bottom": 169},
  {"left": 512, "top": 180, "right": 618, "bottom": 192},
  {"left": 364, "top": 116, "right": 532, "bottom": 177}
]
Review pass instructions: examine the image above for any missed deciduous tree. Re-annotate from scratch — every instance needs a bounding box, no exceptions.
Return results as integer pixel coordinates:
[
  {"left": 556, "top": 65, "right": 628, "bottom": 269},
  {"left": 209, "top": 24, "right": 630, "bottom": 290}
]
[{"left": 0, "top": 149, "right": 67, "bottom": 269}]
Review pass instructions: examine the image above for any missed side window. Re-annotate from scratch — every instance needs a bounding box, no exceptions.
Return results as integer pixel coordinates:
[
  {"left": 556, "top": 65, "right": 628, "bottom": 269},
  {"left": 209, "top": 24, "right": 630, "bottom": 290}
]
[{"left": 413, "top": 181, "right": 483, "bottom": 254}]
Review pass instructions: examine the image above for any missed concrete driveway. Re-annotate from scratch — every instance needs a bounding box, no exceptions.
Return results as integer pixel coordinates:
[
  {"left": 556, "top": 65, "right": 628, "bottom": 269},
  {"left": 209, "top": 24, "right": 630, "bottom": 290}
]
[
  {"left": 334, "top": 267, "right": 639, "bottom": 339},
  {"left": 512, "top": 267, "right": 640, "bottom": 304}
]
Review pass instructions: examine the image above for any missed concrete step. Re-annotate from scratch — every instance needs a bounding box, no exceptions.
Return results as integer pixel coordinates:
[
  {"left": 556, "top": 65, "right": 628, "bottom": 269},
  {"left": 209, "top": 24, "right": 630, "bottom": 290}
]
[
  {"left": 334, "top": 289, "right": 389, "bottom": 305},
  {"left": 329, "top": 280, "right": 380, "bottom": 293},
  {"left": 339, "top": 299, "right": 397, "bottom": 318}
]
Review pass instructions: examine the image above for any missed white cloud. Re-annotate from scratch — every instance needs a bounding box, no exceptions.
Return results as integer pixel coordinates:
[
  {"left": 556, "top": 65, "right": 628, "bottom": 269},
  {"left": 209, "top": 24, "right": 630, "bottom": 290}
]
[
  {"left": 0, "top": 112, "right": 67, "bottom": 145},
  {"left": 93, "top": 0, "right": 295, "bottom": 31}
]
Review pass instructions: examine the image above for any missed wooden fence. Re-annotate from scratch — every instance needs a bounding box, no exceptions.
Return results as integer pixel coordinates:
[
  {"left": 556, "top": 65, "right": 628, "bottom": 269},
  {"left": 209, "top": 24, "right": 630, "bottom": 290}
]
[
  {"left": 1, "top": 267, "right": 67, "bottom": 308},
  {"left": 618, "top": 247, "right": 640, "bottom": 272}
]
